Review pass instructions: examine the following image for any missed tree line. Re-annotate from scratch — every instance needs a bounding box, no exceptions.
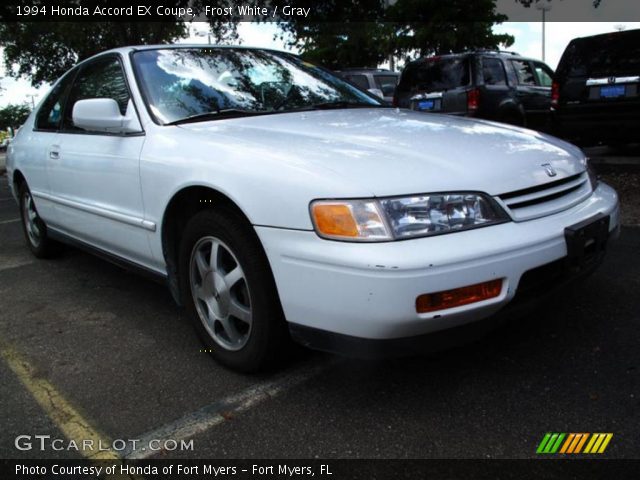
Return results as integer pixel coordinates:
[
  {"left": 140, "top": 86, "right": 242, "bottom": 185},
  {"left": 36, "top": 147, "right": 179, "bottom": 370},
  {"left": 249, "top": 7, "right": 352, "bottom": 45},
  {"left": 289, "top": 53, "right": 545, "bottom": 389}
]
[{"left": 0, "top": 0, "right": 517, "bottom": 87}]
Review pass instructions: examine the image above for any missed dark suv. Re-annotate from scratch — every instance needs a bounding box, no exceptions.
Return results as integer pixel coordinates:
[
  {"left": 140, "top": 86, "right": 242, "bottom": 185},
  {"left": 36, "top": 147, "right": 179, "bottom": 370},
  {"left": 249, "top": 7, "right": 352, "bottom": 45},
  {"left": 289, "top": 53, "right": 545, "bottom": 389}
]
[
  {"left": 552, "top": 29, "right": 640, "bottom": 147},
  {"left": 394, "top": 51, "right": 554, "bottom": 130}
]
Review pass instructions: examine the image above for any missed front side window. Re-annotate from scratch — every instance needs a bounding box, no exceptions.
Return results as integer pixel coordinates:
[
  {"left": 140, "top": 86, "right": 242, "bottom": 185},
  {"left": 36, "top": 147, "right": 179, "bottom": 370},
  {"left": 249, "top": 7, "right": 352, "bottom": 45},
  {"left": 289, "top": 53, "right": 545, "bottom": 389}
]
[
  {"left": 35, "top": 71, "right": 75, "bottom": 131},
  {"left": 374, "top": 75, "right": 399, "bottom": 96},
  {"left": 132, "top": 48, "right": 381, "bottom": 125},
  {"left": 345, "top": 74, "right": 369, "bottom": 90},
  {"left": 510, "top": 60, "right": 536, "bottom": 86},
  {"left": 63, "top": 57, "right": 131, "bottom": 131},
  {"left": 482, "top": 58, "right": 507, "bottom": 86},
  {"left": 533, "top": 62, "right": 553, "bottom": 87}
]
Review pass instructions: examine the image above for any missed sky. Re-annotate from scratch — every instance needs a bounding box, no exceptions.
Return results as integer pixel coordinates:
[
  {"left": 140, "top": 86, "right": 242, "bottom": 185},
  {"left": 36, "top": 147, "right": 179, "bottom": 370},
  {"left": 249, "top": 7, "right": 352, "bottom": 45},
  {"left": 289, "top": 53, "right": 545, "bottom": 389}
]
[{"left": 1, "top": 21, "right": 639, "bottom": 108}]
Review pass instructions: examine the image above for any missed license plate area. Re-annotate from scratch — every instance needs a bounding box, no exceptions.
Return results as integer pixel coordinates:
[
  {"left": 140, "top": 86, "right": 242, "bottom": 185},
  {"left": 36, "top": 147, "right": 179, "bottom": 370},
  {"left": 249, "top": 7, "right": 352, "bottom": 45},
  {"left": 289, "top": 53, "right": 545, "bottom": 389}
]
[
  {"left": 599, "top": 85, "right": 625, "bottom": 99},
  {"left": 564, "top": 214, "right": 609, "bottom": 272},
  {"left": 414, "top": 99, "right": 441, "bottom": 111}
]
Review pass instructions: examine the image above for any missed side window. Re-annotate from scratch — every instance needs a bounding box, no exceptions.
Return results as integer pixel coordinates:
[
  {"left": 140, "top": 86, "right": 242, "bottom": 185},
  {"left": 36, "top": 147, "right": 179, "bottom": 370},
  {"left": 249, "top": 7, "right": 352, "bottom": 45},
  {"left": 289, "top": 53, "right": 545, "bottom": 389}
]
[
  {"left": 374, "top": 75, "right": 399, "bottom": 96},
  {"left": 482, "top": 58, "right": 507, "bottom": 86},
  {"left": 533, "top": 62, "right": 554, "bottom": 87},
  {"left": 35, "top": 72, "right": 75, "bottom": 131},
  {"left": 63, "top": 57, "right": 131, "bottom": 131},
  {"left": 345, "top": 74, "right": 369, "bottom": 90},
  {"left": 510, "top": 60, "right": 537, "bottom": 86}
]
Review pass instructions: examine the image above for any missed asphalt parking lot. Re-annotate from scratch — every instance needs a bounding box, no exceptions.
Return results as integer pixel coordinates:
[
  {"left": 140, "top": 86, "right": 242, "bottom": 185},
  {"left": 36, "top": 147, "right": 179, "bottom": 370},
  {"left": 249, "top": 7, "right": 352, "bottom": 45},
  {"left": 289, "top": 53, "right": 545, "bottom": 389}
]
[{"left": 0, "top": 172, "right": 639, "bottom": 461}]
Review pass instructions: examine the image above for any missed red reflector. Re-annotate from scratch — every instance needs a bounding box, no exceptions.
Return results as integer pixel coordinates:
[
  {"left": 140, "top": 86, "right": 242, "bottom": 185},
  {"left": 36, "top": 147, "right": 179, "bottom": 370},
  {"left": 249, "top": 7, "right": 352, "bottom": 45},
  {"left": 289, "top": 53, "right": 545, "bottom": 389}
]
[
  {"left": 467, "top": 87, "right": 480, "bottom": 112},
  {"left": 551, "top": 81, "right": 560, "bottom": 107},
  {"left": 416, "top": 279, "right": 503, "bottom": 314}
]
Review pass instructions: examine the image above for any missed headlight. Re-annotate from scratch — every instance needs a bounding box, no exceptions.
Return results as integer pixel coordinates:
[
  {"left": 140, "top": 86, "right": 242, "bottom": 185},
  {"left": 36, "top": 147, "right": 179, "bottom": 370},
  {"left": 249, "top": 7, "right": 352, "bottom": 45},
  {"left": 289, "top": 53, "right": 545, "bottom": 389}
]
[{"left": 310, "top": 193, "right": 509, "bottom": 242}]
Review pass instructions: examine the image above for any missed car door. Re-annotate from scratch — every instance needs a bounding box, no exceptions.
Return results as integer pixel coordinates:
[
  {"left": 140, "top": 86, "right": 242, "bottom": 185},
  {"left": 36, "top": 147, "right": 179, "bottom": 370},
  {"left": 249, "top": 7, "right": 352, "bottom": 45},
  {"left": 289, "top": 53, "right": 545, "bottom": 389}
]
[
  {"left": 22, "top": 71, "right": 77, "bottom": 226},
  {"left": 480, "top": 56, "right": 511, "bottom": 121},
  {"left": 46, "top": 55, "right": 152, "bottom": 265},
  {"left": 509, "top": 59, "right": 550, "bottom": 129},
  {"left": 530, "top": 61, "right": 554, "bottom": 130}
]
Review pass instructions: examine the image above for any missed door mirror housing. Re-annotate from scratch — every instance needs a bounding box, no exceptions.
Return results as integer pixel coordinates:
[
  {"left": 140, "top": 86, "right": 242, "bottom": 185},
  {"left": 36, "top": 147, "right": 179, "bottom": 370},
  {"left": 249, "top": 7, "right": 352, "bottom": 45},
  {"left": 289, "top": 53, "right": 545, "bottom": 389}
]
[
  {"left": 367, "top": 88, "right": 385, "bottom": 99},
  {"left": 72, "top": 98, "right": 142, "bottom": 134}
]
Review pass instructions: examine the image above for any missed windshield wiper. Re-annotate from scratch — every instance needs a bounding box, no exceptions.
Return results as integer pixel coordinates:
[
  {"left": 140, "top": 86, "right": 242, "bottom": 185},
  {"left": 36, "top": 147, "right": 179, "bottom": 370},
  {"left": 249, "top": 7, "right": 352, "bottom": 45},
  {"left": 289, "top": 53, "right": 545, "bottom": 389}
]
[{"left": 165, "top": 109, "right": 263, "bottom": 126}]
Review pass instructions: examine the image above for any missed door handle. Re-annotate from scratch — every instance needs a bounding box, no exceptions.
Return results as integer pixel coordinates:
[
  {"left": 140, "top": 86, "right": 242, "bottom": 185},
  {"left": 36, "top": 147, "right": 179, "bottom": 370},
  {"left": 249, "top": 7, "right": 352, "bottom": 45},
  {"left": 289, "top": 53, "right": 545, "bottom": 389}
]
[{"left": 49, "top": 145, "right": 60, "bottom": 160}]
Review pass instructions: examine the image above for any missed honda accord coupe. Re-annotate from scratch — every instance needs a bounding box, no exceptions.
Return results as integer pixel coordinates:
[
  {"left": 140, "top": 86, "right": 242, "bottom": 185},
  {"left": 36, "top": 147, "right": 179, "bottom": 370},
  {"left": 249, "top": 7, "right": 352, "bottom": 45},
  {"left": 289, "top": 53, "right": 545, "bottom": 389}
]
[{"left": 6, "top": 46, "right": 620, "bottom": 371}]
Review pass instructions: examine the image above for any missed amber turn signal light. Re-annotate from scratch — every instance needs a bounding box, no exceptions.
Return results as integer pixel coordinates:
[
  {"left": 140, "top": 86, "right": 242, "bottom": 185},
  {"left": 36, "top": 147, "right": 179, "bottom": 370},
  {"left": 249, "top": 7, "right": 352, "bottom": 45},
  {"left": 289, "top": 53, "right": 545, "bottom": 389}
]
[
  {"left": 311, "top": 203, "right": 360, "bottom": 238},
  {"left": 416, "top": 279, "right": 503, "bottom": 314}
]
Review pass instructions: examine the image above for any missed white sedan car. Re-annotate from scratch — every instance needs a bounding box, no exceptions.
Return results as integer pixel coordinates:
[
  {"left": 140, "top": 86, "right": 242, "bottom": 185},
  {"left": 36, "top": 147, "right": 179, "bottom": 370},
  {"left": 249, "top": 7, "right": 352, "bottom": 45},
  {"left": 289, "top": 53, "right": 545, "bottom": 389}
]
[{"left": 7, "top": 46, "right": 619, "bottom": 371}]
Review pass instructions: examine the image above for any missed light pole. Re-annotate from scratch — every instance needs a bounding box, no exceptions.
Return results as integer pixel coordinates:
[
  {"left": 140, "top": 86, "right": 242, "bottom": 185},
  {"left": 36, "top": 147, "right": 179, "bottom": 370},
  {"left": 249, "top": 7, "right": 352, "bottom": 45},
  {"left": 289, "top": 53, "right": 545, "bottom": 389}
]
[
  {"left": 536, "top": 2, "right": 552, "bottom": 62},
  {"left": 194, "top": 29, "right": 212, "bottom": 44}
]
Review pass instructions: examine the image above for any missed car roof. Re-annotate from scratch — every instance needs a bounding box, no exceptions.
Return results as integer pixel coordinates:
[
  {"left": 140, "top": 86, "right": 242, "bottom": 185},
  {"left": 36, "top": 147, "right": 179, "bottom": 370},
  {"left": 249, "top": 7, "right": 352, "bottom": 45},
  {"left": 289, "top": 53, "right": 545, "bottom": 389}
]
[
  {"left": 569, "top": 27, "right": 640, "bottom": 44},
  {"left": 101, "top": 44, "right": 291, "bottom": 56},
  {"left": 407, "top": 50, "right": 542, "bottom": 65},
  {"left": 70, "top": 44, "right": 296, "bottom": 71},
  {"left": 337, "top": 68, "right": 399, "bottom": 74}
]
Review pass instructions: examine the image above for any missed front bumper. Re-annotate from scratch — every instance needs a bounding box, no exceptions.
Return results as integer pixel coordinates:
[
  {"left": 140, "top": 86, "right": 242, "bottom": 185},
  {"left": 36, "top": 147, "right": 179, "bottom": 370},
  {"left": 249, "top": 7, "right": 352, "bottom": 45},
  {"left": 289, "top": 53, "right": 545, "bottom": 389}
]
[{"left": 256, "top": 182, "right": 619, "bottom": 348}]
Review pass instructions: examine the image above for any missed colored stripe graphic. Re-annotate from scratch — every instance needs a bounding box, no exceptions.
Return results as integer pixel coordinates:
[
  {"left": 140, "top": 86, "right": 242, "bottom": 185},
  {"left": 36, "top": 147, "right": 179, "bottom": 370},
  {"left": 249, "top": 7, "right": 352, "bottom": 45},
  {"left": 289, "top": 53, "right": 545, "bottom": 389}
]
[
  {"left": 536, "top": 433, "right": 552, "bottom": 454},
  {"left": 537, "top": 433, "right": 565, "bottom": 454},
  {"left": 538, "top": 433, "right": 613, "bottom": 454},
  {"left": 559, "top": 433, "right": 575, "bottom": 454},
  {"left": 574, "top": 433, "right": 589, "bottom": 453}
]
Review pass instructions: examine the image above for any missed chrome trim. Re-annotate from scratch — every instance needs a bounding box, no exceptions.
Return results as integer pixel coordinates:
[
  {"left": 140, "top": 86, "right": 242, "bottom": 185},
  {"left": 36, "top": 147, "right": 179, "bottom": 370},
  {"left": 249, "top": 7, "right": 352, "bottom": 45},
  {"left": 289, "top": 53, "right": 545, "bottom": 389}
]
[
  {"left": 410, "top": 92, "right": 444, "bottom": 100},
  {"left": 586, "top": 76, "right": 640, "bottom": 86},
  {"left": 31, "top": 190, "right": 157, "bottom": 232}
]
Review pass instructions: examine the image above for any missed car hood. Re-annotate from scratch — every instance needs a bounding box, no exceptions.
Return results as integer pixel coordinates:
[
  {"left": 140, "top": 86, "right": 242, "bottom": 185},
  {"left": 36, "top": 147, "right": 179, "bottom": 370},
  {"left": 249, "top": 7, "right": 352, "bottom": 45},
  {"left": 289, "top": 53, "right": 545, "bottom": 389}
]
[{"left": 178, "top": 108, "right": 585, "bottom": 197}]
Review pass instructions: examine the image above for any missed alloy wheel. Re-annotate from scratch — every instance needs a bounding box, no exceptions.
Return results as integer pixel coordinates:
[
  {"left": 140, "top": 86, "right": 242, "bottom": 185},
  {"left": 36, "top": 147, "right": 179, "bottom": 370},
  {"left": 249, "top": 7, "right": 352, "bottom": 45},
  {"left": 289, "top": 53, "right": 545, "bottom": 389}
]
[{"left": 189, "top": 236, "right": 253, "bottom": 351}]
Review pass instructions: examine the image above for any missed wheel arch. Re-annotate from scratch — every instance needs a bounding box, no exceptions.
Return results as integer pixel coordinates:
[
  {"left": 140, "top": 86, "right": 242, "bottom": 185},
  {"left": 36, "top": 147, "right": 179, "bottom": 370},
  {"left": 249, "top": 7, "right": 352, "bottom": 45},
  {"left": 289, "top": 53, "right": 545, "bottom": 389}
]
[
  {"left": 497, "top": 100, "right": 526, "bottom": 126},
  {"left": 161, "top": 185, "right": 256, "bottom": 305},
  {"left": 12, "top": 169, "right": 27, "bottom": 190}
]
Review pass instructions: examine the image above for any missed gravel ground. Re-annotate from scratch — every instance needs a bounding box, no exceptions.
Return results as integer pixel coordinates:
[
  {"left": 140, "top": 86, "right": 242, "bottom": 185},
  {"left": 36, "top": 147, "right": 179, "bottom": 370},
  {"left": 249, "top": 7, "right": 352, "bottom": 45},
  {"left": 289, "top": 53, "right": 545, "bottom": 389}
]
[{"left": 598, "top": 170, "right": 640, "bottom": 226}]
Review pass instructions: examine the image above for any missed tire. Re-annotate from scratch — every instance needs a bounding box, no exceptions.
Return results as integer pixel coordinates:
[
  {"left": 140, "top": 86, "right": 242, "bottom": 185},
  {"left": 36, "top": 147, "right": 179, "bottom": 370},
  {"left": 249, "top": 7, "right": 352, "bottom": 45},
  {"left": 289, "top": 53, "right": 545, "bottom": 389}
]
[
  {"left": 500, "top": 110, "right": 525, "bottom": 127},
  {"left": 18, "top": 182, "right": 61, "bottom": 258},
  {"left": 178, "top": 207, "right": 289, "bottom": 372}
]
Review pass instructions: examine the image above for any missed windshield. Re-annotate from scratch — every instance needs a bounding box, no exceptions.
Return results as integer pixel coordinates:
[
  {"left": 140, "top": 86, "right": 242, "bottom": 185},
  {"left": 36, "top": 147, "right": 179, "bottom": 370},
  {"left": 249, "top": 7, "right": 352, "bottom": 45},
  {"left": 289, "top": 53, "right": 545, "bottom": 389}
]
[
  {"left": 398, "top": 57, "right": 470, "bottom": 93},
  {"left": 132, "top": 48, "right": 382, "bottom": 124}
]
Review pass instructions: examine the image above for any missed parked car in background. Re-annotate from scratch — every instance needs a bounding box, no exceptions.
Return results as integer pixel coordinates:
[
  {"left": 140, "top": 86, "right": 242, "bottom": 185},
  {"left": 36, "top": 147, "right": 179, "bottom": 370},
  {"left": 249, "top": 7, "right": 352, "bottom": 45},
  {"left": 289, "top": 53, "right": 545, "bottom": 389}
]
[
  {"left": 335, "top": 68, "right": 399, "bottom": 102},
  {"left": 552, "top": 29, "right": 640, "bottom": 147},
  {"left": 7, "top": 46, "right": 619, "bottom": 372},
  {"left": 394, "top": 51, "right": 554, "bottom": 131}
]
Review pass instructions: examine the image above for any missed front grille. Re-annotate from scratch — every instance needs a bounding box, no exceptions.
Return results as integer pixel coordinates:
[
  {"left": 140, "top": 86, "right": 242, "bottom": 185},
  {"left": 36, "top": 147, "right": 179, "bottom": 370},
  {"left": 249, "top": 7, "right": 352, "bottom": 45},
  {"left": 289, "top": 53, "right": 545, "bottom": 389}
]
[{"left": 497, "top": 172, "right": 592, "bottom": 221}]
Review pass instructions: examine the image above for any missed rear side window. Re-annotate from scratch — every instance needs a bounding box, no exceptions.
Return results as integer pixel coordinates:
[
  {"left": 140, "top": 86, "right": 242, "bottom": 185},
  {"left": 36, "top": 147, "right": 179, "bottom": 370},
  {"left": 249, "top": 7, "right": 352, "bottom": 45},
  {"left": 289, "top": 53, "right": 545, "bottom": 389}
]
[
  {"left": 373, "top": 74, "right": 399, "bottom": 96},
  {"left": 63, "top": 56, "right": 130, "bottom": 131},
  {"left": 482, "top": 58, "right": 507, "bottom": 86},
  {"left": 35, "top": 72, "right": 75, "bottom": 131},
  {"left": 557, "top": 32, "right": 640, "bottom": 79},
  {"left": 510, "top": 60, "right": 536, "bottom": 86},
  {"left": 345, "top": 74, "right": 369, "bottom": 90},
  {"left": 398, "top": 57, "right": 470, "bottom": 92}
]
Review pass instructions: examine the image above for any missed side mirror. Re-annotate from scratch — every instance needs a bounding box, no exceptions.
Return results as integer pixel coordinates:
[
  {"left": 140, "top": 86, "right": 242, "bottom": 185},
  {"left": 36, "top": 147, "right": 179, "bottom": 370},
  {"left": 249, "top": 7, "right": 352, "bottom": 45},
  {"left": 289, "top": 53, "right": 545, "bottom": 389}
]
[
  {"left": 72, "top": 98, "right": 141, "bottom": 134},
  {"left": 367, "top": 88, "right": 385, "bottom": 99}
]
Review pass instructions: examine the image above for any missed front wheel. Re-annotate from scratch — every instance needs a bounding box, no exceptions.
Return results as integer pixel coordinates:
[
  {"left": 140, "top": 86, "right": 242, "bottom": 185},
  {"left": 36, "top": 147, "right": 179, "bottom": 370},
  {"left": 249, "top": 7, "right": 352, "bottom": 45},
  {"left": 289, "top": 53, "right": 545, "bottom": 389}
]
[{"left": 178, "top": 207, "right": 289, "bottom": 372}]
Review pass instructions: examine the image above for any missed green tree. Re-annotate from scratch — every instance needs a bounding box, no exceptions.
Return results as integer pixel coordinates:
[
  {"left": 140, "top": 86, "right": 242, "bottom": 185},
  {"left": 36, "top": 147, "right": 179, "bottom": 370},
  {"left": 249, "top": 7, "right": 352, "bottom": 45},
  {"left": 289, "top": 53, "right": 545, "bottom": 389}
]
[
  {"left": 0, "top": 22, "right": 188, "bottom": 86},
  {"left": 0, "top": 103, "right": 31, "bottom": 130},
  {"left": 0, "top": 0, "right": 239, "bottom": 86},
  {"left": 279, "top": 0, "right": 514, "bottom": 70}
]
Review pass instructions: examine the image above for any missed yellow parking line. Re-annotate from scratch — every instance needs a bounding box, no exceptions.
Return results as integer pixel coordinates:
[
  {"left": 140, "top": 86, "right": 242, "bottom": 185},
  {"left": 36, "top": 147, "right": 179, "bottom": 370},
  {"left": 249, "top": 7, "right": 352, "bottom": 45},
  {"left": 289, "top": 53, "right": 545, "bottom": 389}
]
[{"left": 0, "top": 343, "right": 118, "bottom": 460}]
